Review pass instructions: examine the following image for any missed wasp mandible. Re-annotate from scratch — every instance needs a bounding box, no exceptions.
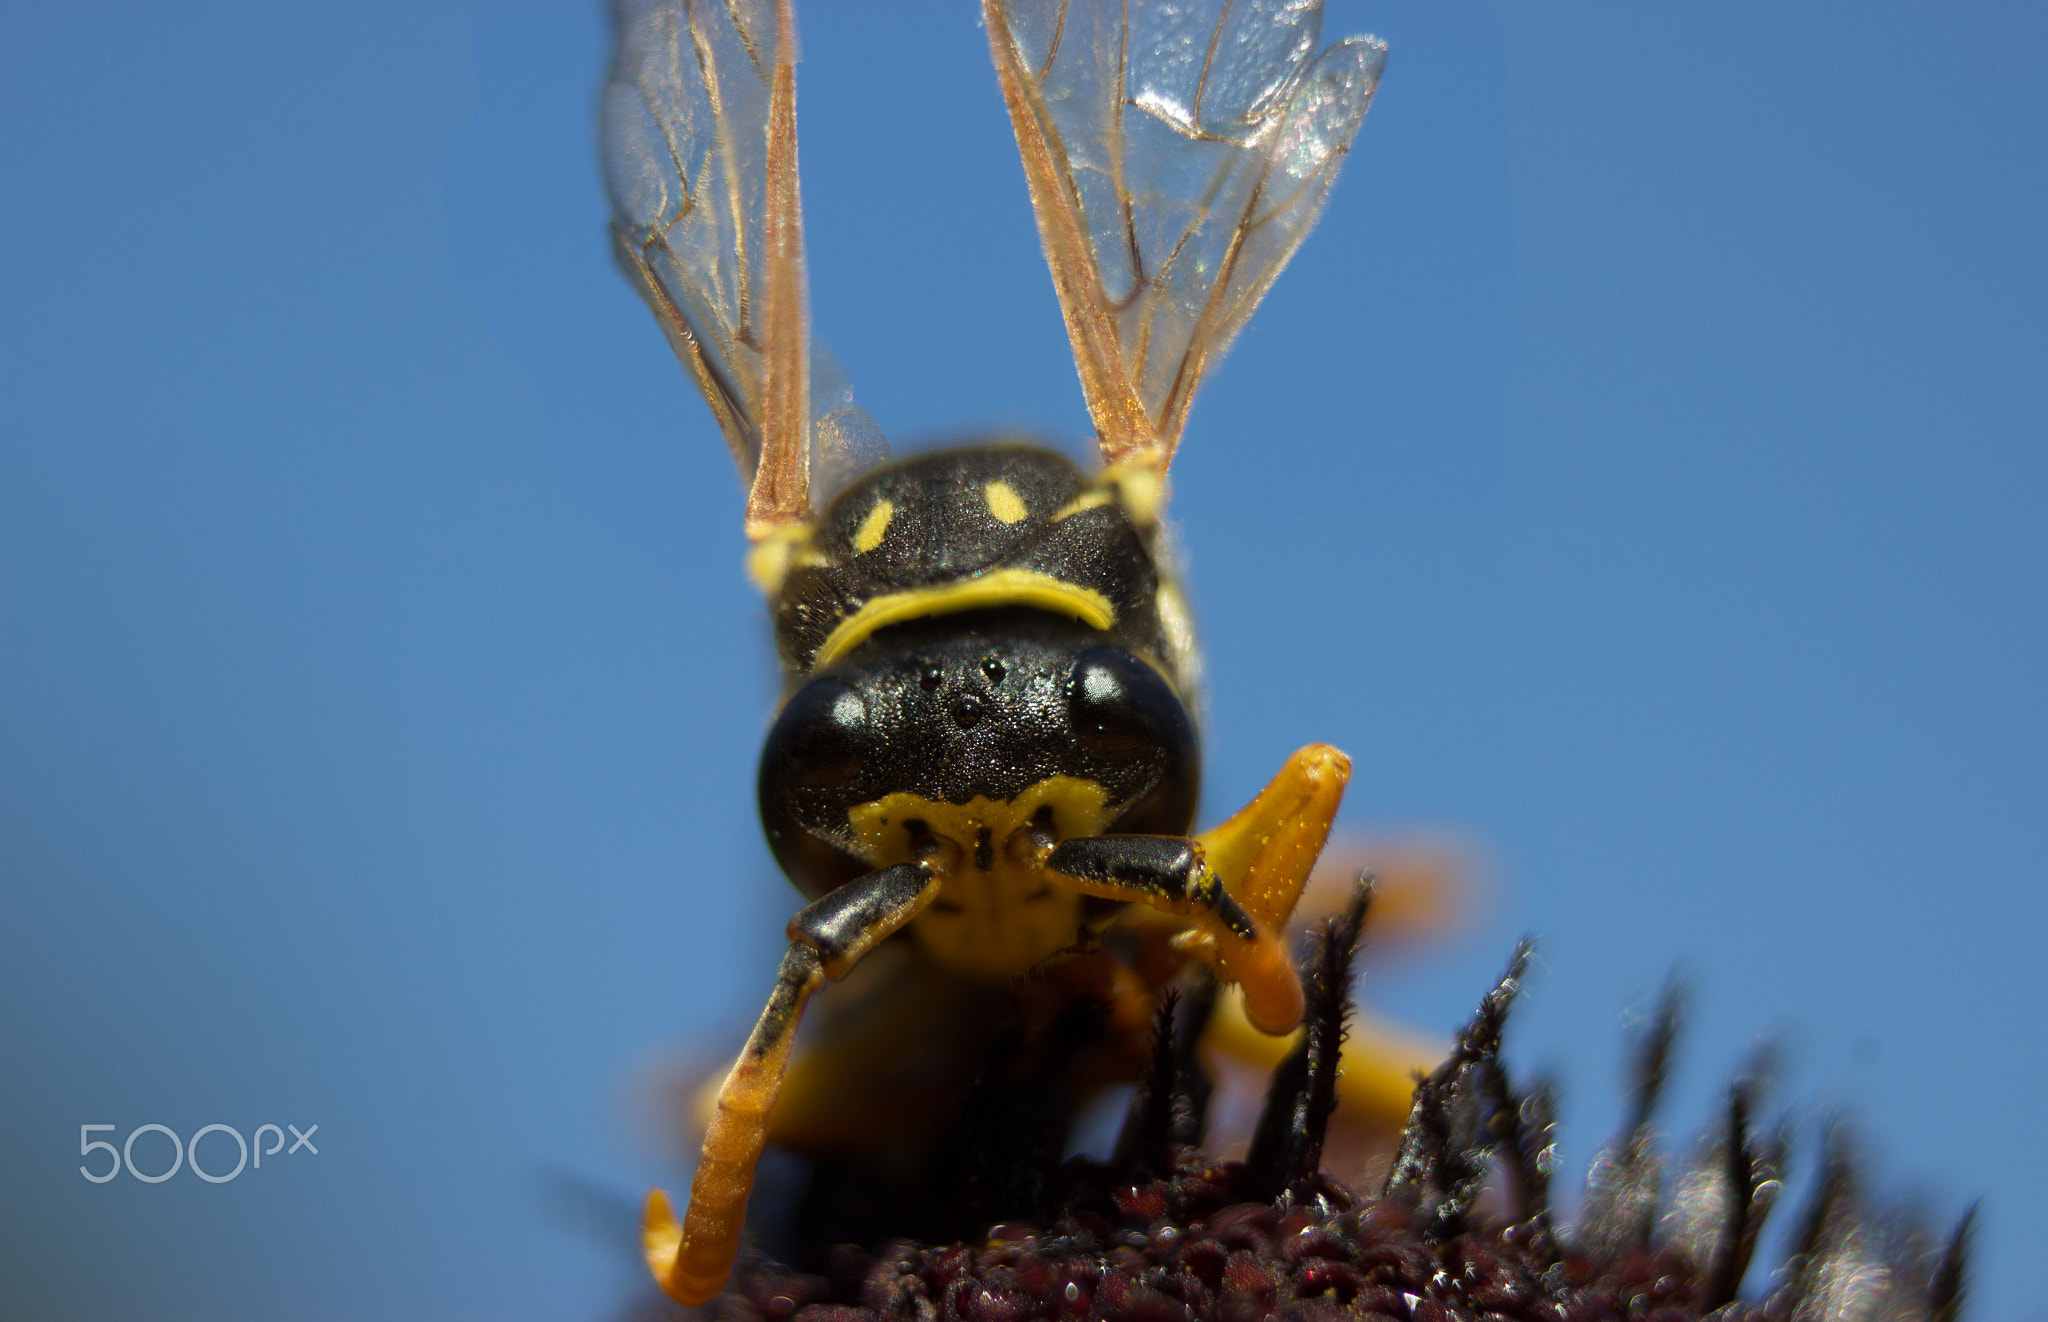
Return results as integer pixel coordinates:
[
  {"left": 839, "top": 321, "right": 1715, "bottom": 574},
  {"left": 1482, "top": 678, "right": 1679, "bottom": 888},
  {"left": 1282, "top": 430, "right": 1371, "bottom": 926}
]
[{"left": 601, "top": 0, "right": 1387, "bottom": 1304}]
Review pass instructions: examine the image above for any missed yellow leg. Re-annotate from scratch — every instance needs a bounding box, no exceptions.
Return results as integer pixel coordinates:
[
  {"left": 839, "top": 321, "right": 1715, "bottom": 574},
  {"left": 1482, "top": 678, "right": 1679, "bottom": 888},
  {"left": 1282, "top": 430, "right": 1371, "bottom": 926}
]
[
  {"left": 1195, "top": 759, "right": 1459, "bottom": 1140},
  {"left": 1043, "top": 746, "right": 1348, "bottom": 1038},
  {"left": 1198, "top": 744, "right": 1351, "bottom": 930},
  {"left": 703, "top": 951, "right": 968, "bottom": 1154},
  {"left": 644, "top": 862, "right": 938, "bottom": 1305},
  {"left": 645, "top": 946, "right": 822, "bottom": 1304},
  {"left": 1182, "top": 744, "right": 1351, "bottom": 1034}
]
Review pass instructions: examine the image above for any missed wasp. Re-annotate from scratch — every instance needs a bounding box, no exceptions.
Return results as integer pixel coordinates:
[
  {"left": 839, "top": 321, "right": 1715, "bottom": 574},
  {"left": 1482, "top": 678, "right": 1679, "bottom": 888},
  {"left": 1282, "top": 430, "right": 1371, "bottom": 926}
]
[{"left": 602, "top": 0, "right": 1391, "bottom": 1304}]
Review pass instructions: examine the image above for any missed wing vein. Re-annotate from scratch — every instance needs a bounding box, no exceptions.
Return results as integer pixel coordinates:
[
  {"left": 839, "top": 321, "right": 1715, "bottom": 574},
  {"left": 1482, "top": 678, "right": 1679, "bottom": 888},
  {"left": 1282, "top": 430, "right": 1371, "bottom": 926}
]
[
  {"left": 987, "top": 0, "right": 1382, "bottom": 477},
  {"left": 603, "top": 0, "right": 889, "bottom": 541},
  {"left": 987, "top": 0, "right": 1161, "bottom": 466},
  {"left": 745, "top": 0, "right": 812, "bottom": 536}
]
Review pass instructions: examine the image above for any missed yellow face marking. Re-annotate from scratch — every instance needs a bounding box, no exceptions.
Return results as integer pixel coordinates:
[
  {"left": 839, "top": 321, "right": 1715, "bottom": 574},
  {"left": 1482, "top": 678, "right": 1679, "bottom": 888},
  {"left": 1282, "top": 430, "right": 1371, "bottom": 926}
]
[
  {"left": 846, "top": 777, "right": 1117, "bottom": 979},
  {"left": 851, "top": 498, "right": 894, "bottom": 553},
  {"left": 1050, "top": 489, "right": 1114, "bottom": 521},
  {"left": 983, "top": 480, "right": 1028, "bottom": 525},
  {"left": 811, "top": 570, "right": 1116, "bottom": 668}
]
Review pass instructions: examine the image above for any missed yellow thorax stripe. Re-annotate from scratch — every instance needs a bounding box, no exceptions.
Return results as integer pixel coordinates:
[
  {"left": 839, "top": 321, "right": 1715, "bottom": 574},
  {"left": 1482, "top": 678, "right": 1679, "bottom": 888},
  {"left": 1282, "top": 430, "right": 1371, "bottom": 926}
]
[{"left": 813, "top": 570, "right": 1116, "bottom": 668}]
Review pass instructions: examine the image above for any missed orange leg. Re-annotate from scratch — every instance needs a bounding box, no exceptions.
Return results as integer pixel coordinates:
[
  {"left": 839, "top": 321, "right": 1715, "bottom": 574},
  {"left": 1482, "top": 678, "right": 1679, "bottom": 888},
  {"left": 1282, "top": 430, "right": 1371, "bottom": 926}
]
[
  {"left": 1197, "top": 744, "right": 1351, "bottom": 931},
  {"left": 1045, "top": 744, "right": 1350, "bottom": 1038},
  {"left": 644, "top": 862, "right": 938, "bottom": 1305},
  {"left": 1196, "top": 754, "right": 1459, "bottom": 1140},
  {"left": 1185, "top": 744, "right": 1351, "bottom": 1032}
]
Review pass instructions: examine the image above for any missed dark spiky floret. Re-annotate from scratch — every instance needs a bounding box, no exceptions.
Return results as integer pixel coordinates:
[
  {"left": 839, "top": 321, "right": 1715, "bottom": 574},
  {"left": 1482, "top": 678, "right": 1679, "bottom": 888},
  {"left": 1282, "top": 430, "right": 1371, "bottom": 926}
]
[{"left": 683, "top": 878, "right": 1974, "bottom": 1322}]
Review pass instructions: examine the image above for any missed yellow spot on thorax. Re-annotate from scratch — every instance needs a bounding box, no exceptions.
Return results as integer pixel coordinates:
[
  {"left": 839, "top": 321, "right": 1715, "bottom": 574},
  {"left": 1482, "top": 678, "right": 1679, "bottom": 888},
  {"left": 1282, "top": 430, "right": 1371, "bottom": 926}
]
[
  {"left": 983, "top": 480, "right": 1028, "bottom": 524},
  {"left": 845, "top": 777, "right": 1116, "bottom": 979},
  {"left": 852, "top": 498, "right": 894, "bottom": 553}
]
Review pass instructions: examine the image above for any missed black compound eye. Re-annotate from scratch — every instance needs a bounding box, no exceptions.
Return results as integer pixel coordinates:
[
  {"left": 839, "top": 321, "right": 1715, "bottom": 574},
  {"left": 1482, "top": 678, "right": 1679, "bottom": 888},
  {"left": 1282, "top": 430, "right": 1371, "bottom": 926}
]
[
  {"left": 763, "top": 678, "right": 868, "bottom": 788},
  {"left": 1066, "top": 646, "right": 1183, "bottom": 758}
]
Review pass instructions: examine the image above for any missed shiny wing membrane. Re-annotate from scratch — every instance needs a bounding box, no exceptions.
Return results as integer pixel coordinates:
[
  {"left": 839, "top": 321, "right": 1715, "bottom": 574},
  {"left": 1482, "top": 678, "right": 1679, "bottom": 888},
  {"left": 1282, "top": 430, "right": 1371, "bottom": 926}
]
[
  {"left": 604, "top": 0, "right": 886, "bottom": 538},
  {"left": 986, "top": 0, "right": 1383, "bottom": 474}
]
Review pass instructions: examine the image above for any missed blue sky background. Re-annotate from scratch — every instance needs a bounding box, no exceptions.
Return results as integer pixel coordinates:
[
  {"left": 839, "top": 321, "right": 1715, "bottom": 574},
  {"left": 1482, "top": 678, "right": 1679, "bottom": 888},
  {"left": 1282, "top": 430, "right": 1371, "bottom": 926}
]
[{"left": 3, "top": 2, "right": 2042, "bottom": 1318}]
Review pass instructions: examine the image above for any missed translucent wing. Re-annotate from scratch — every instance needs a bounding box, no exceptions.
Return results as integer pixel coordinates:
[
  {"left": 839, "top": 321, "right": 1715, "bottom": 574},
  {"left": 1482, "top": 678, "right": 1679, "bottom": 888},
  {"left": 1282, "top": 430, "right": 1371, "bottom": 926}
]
[
  {"left": 985, "top": 0, "right": 1383, "bottom": 473},
  {"left": 604, "top": 0, "right": 887, "bottom": 538}
]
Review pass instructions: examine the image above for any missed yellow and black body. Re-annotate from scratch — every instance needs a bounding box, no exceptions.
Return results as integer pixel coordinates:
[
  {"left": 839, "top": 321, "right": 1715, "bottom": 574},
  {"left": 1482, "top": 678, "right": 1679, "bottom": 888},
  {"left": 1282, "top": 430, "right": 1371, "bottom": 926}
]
[
  {"left": 758, "top": 445, "right": 1199, "bottom": 930},
  {"left": 709, "top": 442, "right": 1348, "bottom": 1278},
  {"left": 602, "top": 0, "right": 1393, "bottom": 1304}
]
